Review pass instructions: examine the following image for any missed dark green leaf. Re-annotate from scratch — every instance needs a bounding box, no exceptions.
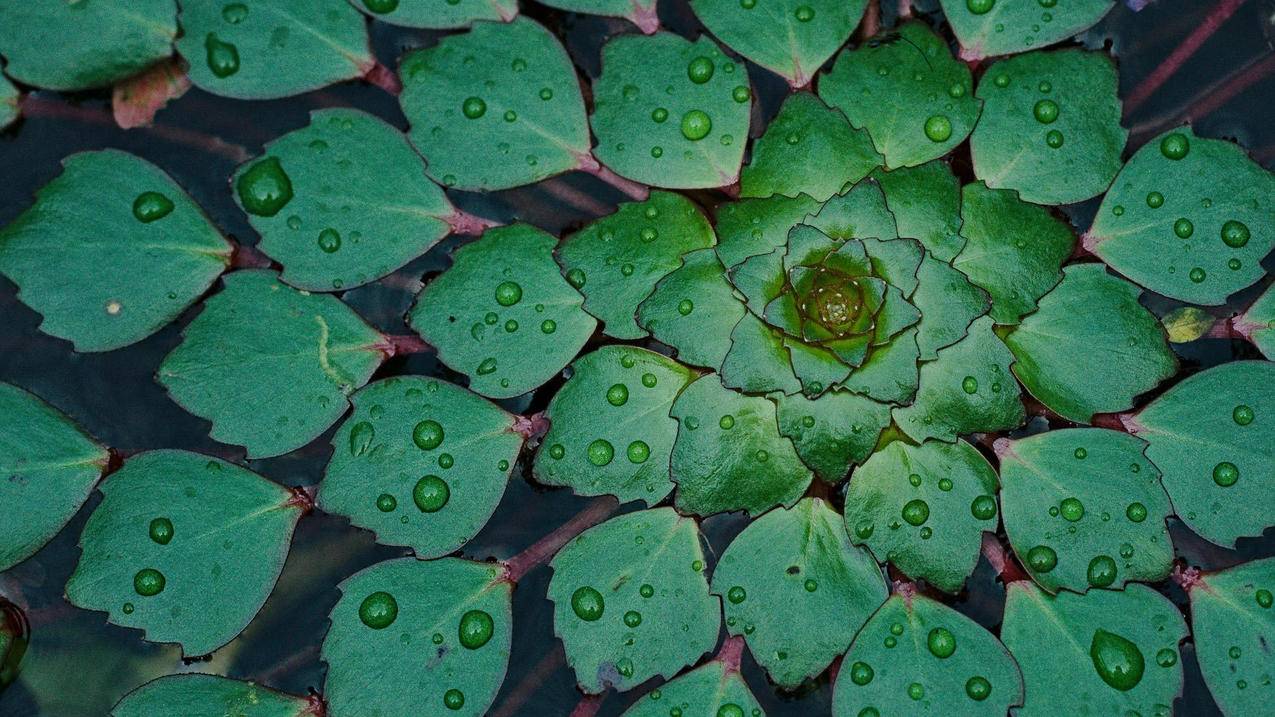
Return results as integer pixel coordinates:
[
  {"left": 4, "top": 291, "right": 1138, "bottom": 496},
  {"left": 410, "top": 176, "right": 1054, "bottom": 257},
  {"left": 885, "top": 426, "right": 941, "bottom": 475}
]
[
  {"left": 939, "top": 0, "right": 1114, "bottom": 60},
  {"left": 621, "top": 659, "right": 764, "bottom": 717},
  {"left": 1189, "top": 558, "right": 1275, "bottom": 716},
  {"left": 349, "top": 0, "right": 517, "bottom": 28},
  {"left": 773, "top": 389, "right": 891, "bottom": 483},
  {"left": 637, "top": 248, "right": 746, "bottom": 369},
  {"left": 911, "top": 253, "right": 990, "bottom": 360},
  {"left": 720, "top": 312, "right": 802, "bottom": 396},
  {"left": 873, "top": 161, "right": 965, "bottom": 262},
  {"left": 537, "top": 0, "right": 657, "bottom": 32},
  {"left": 806, "top": 179, "right": 900, "bottom": 243},
  {"left": 112, "top": 674, "right": 313, "bottom": 717},
  {"left": 715, "top": 194, "right": 821, "bottom": 269}
]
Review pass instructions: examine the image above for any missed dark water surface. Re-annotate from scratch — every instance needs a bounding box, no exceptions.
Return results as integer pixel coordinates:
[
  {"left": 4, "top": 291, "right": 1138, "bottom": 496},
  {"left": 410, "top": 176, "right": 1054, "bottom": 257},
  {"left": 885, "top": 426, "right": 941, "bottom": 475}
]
[{"left": 2, "top": 1, "right": 1274, "bottom": 715}]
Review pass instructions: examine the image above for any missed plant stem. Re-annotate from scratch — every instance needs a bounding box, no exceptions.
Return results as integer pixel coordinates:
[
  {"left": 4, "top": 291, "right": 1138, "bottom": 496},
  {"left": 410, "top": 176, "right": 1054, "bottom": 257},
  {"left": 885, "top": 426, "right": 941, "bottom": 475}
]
[
  {"left": 445, "top": 208, "right": 502, "bottom": 236},
  {"left": 897, "top": 0, "right": 912, "bottom": 19},
  {"left": 717, "top": 634, "right": 746, "bottom": 674},
  {"left": 861, "top": 0, "right": 881, "bottom": 39},
  {"left": 538, "top": 179, "right": 616, "bottom": 218},
  {"left": 381, "top": 333, "right": 434, "bottom": 357},
  {"left": 628, "top": 2, "right": 660, "bottom": 34},
  {"left": 362, "top": 61, "right": 402, "bottom": 96},
  {"left": 1123, "top": 0, "right": 1247, "bottom": 115},
  {"left": 570, "top": 694, "right": 605, "bottom": 717},
  {"left": 1129, "top": 51, "right": 1275, "bottom": 144},
  {"left": 576, "top": 152, "right": 650, "bottom": 201},
  {"left": 286, "top": 485, "right": 317, "bottom": 514},
  {"left": 513, "top": 411, "right": 551, "bottom": 444},
  {"left": 229, "top": 240, "right": 276, "bottom": 269},
  {"left": 489, "top": 646, "right": 566, "bottom": 717},
  {"left": 1170, "top": 562, "right": 1203, "bottom": 591},
  {"left": 980, "top": 533, "right": 1028, "bottom": 584},
  {"left": 501, "top": 496, "right": 620, "bottom": 583}
]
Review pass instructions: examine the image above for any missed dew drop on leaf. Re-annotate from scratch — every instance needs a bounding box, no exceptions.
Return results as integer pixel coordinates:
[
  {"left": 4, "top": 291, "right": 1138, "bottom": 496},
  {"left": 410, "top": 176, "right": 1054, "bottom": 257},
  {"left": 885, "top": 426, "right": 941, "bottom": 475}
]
[
  {"left": 587, "top": 438, "right": 614, "bottom": 466},
  {"left": 222, "top": 2, "right": 249, "bottom": 22},
  {"left": 681, "top": 110, "right": 712, "bottom": 141},
  {"left": 412, "top": 475, "right": 450, "bottom": 512},
  {"left": 317, "top": 228, "right": 341, "bottom": 253},
  {"left": 623, "top": 610, "right": 642, "bottom": 627},
  {"left": 571, "top": 586, "right": 605, "bottom": 621},
  {"left": 971, "top": 495, "right": 997, "bottom": 520},
  {"left": 443, "top": 688, "right": 465, "bottom": 710},
  {"left": 717, "top": 705, "right": 745, "bottom": 717},
  {"left": 967, "top": 0, "right": 995, "bottom": 14},
  {"left": 1087, "top": 555, "right": 1118, "bottom": 587},
  {"left": 677, "top": 298, "right": 694, "bottom": 315},
  {"left": 626, "top": 440, "right": 650, "bottom": 464},
  {"left": 148, "top": 517, "right": 174, "bottom": 545},
  {"left": 494, "top": 281, "right": 523, "bottom": 307},
  {"left": 204, "top": 33, "right": 240, "bottom": 78},
  {"left": 458, "top": 609, "right": 495, "bottom": 649},
  {"left": 687, "top": 56, "right": 714, "bottom": 84},
  {"left": 923, "top": 115, "right": 953, "bottom": 143},
  {"left": 1060, "top": 497, "right": 1084, "bottom": 521},
  {"left": 1033, "top": 99, "right": 1059, "bottom": 124},
  {"left": 359, "top": 591, "right": 398, "bottom": 629},
  {"left": 927, "top": 626, "right": 957, "bottom": 658},
  {"left": 1160, "top": 132, "right": 1190, "bottom": 160},
  {"left": 1220, "top": 220, "right": 1250, "bottom": 248},
  {"left": 1089, "top": 629, "right": 1145, "bottom": 691},
  {"left": 727, "top": 585, "right": 746, "bottom": 604},
  {"left": 1256, "top": 589, "right": 1273, "bottom": 608},
  {"left": 133, "top": 568, "right": 165, "bottom": 597},
  {"left": 1212, "top": 461, "right": 1239, "bottom": 487},
  {"left": 540, "top": 319, "right": 557, "bottom": 334},
  {"left": 236, "top": 157, "right": 293, "bottom": 217},
  {"left": 907, "top": 682, "right": 925, "bottom": 700},
  {"left": 850, "top": 661, "right": 874, "bottom": 685},
  {"left": 1125, "top": 502, "right": 1148, "bottom": 522},
  {"left": 362, "top": 0, "right": 398, "bottom": 13},
  {"left": 1026, "top": 545, "right": 1057, "bottom": 572},
  {"left": 606, "top": 383, "right": 629, "bottom": 406},
  {"left": 902, "top": 499, "right": 930, "bottom": 526},
  {"left": 1045, "top": 130, "right": 1064, "bottom": 148},
  {"left": 1146, "top": 191, "right": 1164, "bottom": 208},
  {"left": 1173, "top": 218, "right": 1194, "bottom": 239},
  {"left": 961, "top": 376, "right": 978, "bottom": 394},
  {"left": 375, "top": 493, "right": 396, "bottom": 512},
  {"left": 412, "top": 420, "right": 444, "bottom": 450},
  {"left": 462, "top": 97, "right": 486, "bottom": 119},
  {"left": 132, "top": 192, "right": 174, "bottom": 223}
]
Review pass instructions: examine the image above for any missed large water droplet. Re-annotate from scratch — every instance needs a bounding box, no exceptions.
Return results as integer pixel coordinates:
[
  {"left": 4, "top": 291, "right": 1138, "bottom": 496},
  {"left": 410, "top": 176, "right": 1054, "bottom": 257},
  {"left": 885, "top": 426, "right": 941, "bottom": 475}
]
[
  {"left": 928, "top": 627, "right": 957, "bottom": 658},
  {"left": 1090, "top": 629, "right": 1145, "bottom": 691},
  {"left": 681, "top": 110, "right": 712, "bottom": 141},
  {"left": 494, "top": 281, "right": 522, "bottom": 306},
  {"left": 587, "top": 439, "right": 614, "bottom": 466},
  {"left": 132, "top": 192, "right": 174, "bottom": 223},
  {"left": 1060, "top": 497, "right": 1084, "bottom": 522},
  {"left": 318, "top": 228, "right": 341, "bottom": 253},
  {"left": 1125, "top": 502, "right": 1147, "bottom": 522},
  {"left": 687, "top": 56, "right": 715, "bottom": 84},
  {"left": 204, "top": 33, "right": 240, "bottom": 78},
  {"left": 458, "top": 609, "right": 494, "bottom": 649},
  {"left": 1087, "top": 555, "right": 1118, "bottom": 587},
  {"left": 443, "top": 688, "right": 465, "bottom": 711},
  {"left": 148, "top": 517, "right": 174, "bottom": 545},
  {"left": 1026, "top": 545, "right": 1057, "bottom": 572},
  {"left": 606, "top": 383, "right": 629, "bottom": 406},
  {"left": 1221, "top": 220, "right": 1250, "bottom": 248},
  {"left": 1160, "top": 132, "right": 1190, "bottom": 160},
  {"left": 462, "top": 96, "right": 486, "bottom": 119},
  {"left": 236, "top": 157, "right": 293, "bottom": 217},
  {"left": 850, "top": 661, "right": 874, "bottom": 685},
  {"left": 966, "top": 0, "right": 995, "bottom": 13},
  {"left": 413, "top": 419, "right": 444, "bottom": 450},
  {"left": 727, "top": 585, "right": 746, "bottom": 604},
  {"left": 902, "top": 499, "right": 930, "bottom": 526},
  {"left": 133, "top": 568, "right": 166, "bottom": 597},
  {"left": 626, "top": 440, "right": 650, "bottom": 464},
  {"left": 413, "top": 475, "right": 450, "bottom": 512},
  {"left": 923, "top": 115, "right": 953, "bottom": 142},
  {"left": 1033, "top": 99, "right": 1059, "bottom": 124},
  {"left": 971, "top": 495, "right": 997, "bottom": 520},
  {"left": 1212, "top": 461, "right": 1239, "bottom": 487},
  {"left": 966, "top": 675, "right": 992, "bottom": 701},
  {"left": 571, "top": 586, "right": 605, "bottom": 621}
]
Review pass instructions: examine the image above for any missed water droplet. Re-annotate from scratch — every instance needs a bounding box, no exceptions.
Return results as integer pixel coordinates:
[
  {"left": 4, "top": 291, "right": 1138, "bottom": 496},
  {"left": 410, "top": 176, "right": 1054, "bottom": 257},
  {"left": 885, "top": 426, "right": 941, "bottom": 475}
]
[
  {"left": 902, "top": 499, "right": 930, "bottom": 526},
  {"left": 1145, "top": 191, "right": 1164, "bottom": 209},
  {"left": 443, "top": 688, "right": 465, "bottom": 711},
  {"left": 222, "top": 2, "right": 251, "bottom": 22},
  {"left": 650, "top": 146, "right": 663, "bottom": 158},
  {"left": 687, "top": 56, "right": 715, "bottom": 84},
  {"left": 359, "top": 591, "right": 398, "bottom": 629},
  {"left": 412, "top": 419, "right": 444, "bottom": 450},
  {"left": 412, "top": 475, "right": 450, "bottom": 513},
  {"left": 462, "top": 97, "right": 486, "bottom": 119},
  {"left": 1033, "top": 99, "right": 1060, "bottom": 124},
  {"left": 971, "top": 495, "right": 997, "bottom": 520},
  {"left": 641, "top": 373, "right": 657, "bottom": 388},
  {"left": 732, "top": 85, "right": 751, "bottom": 103},
  {"left": 804, "top": 578, "right": 818, "bottom": 592},
  {"left": 132, "top": 192, "right": 174, "bottom": 223},
  {"left": 438, "top": 453, "right": 454, "bottom": 469},
  {"left": 607, "top": 383, "right": 629, "bottom": 406},
  {"left": 1212, "top": 461, "right": 1239, "bottom": 487},
  {"left": 966, "top": 0, "right": 995, "bottom": 14},
  {"left": 1026, "top": 545, "right": 1057, "bottom": 572},
  {"left": 621, "top": 609, "right": 643, "bottom": 628},
  {"left": 727, "top": 585, "right": 746, "bottom": 604},
  {"left": 907, "top": 683, "right": 925, "bottom": 700},
  {"left": 1155, "top": 648, "right": 1177, "bottom": 667},
  {"left": 627, "top": 440, "right": 650, "bottom": 464},
  {"left": 884, "top": 636, "right": 897, "bottom": 648},
  {"left": 540, "top": 319, "right": 557, "bottom": 334},
  {"left": 717, "top": 705, "right": 744, "bottom": 717},
  {"left": 994, "top": 72, "right": 1010, "bottom": 88},
  {"left": 503, "top": 110, "right": 517, "bottom": 123},
  {"left": 719, "top": 414, "right": 735, "bottom": 430},
  {"left": 122, "top": 602, "right": 134, "bottom": 614},
  {"left": 909, "top": 473, "right": 922, "bottom": 487},
  {"left": 1126, "top": 502, "right": 1148, "bottom": 522},
  {"left": 939, "top": 478, "right": 954, "bottom": 492},
  {"left": 494, "top": 281, "right": 523, "bottom": 307},
  {"left": 315, "top": 227, "right": 342, "bottom": 254},
  {"left": 850, "top": 661, "right": 874, "bottom": 685},
  {"left": 928, "top": 627, "right": 956, "bottom": 658},
  {"left": 204, "top": 33, "right": 240, "bottom": 78},
  {"left": 236, "top": 157, "right": 293, "bottom": 217},
  {"left": 890, "top": 622, "right": 904, "bottom": 636},
  {"left": 362, "top": 0, "right": 398, "bottom": 12},
  {"left": 566, "top": 268, "right": 586, "bottom": 288},
  {"left": 754, "top": 449, "right": 769, "bottom": 462},
  {"left": 1160, "top": 132, "right": 1190, "bottom": 160},
  {"left": 1172, "top": 218, "right": 1194, "bottom": 239},
  {"left": 148, "top": 517, "right": 174, "bottom": 545},
  {"left": 651, "top": 107, "right": 669, "bottom": 123},
  {"left": 794, "top": 5, "right": 814, "bottom": 21},
  {"left": 1087, "top": 555, "right": 1118, "bottom": 587},
  {"left": 1220, "top": 220, "right": 1250, "bottom": 248},
  {"left": 1228, "top": 258, "right": 1242, "bottom": 271},
  {"left": 1255, "top": 589, "right": 1273, "bottom": 608},
  {"left": 1045, "top": 130, "right": 1064, "bottom": 148},
  {"left": 677, "top": 299, "right": 694, "bottom": 315},
  {"left": 1188, "top": 267, "right": 1206, "bottom": 283},
  {"left": 587, "top": 438, "right": 614, "bottom": 466},
  {"left": 961, "top": 376, "right": 978, "bottom": 394},
  {"left": 549, "top": 444, "right": 565, "bottom": 459},
  {"left": 375, "top": 493, "right": 396, "bottom": 512},
  {"left": 133, "top": 568, "right": 166, "bottom": 596},
  {"left": 1060, "top": 497, "right": 1085, "bottom": 521},
  {"left": 854, "top": 519, "right": 874, "bottom": 540},
  {"left": 1233, "top": 405, "right": 1254, "bottom": 425},
  {"left": 681, "top": 110, "right": 712, "bottom": 141},
  {"left": 639, "top": 583, "right": 654, "bottom": 598},
  {"left": 1090, "top": 629, "right": 1145, "bottom": 691},
  {"left": 458, "top": 609, "right": 494, "bottom": 649},
  {"left": 571, "top": 586, "right": 605, "bottom": 621},
  {"left": 923, "top": 115, "right": 953, "bottom": 142},
  {"left": 477, "top": 357, "right": 498, "bottom": 375}
]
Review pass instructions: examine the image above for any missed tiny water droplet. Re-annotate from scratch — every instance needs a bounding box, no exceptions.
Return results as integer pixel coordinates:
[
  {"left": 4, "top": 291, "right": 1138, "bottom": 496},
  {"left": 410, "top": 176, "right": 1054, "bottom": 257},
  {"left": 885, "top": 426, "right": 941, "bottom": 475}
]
[
  {"left": 606, "top": 383, "right": 629, "bottom": 406},
  {"left": 677, "top": 299, "right": 694, "bottom": 315},
  {"left": 961, "top": 375, "right": 978, "bottom": 394},
  {"left": 1146, "top": 191, "right": 1164, "bottom": 208},
  {"left": 375, "top": 493, "right": 396, "bottom": 512},
  {"left": 443, "top": 689, "right": 465, "bottom": 710},
  {"left": 1126, "top": 502, "right": 1148, "bottom": 522},
  {"left": 1221, "top": 220, "right": 1250, "bottom": 248},
  {"left": 1233, "top": 405, "right": 1254, "bottom": 425}
]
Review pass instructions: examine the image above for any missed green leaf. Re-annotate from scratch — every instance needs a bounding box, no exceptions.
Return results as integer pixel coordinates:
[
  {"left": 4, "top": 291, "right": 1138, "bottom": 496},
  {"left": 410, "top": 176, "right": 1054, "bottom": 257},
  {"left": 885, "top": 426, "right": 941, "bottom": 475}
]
[
  {"left": 536, "top": 0, "right": 656, "bottom": 32},
  {"left": 690, "top": 0, "right": 865, "bottom": 86},
  {"left": 1085, "top": 127, "right": 1275, "bottom": 305},
  {"left": 535, "top": 347, "right": 696, "bottom": 504},
  {"left": 398, "top": 17, "right": 590, "bottom": 191},
  {"left": 844, "top": 327, "right": 922, "bottom": 404},
  {"left": 713, "top": 498, "right": 886, "bottom": 688},
  {"left": 112, "top": 674, "right": 314, "bottom": 717},
  {"left": 0, "top": 382, "right": 108, "bottom": 573},
  {"left": 873, "top": 161, "right": 965, "bottom": 262},
  {"left": 1160, "top": 306, "right": 1215, "bottom": 344},
  {"left": 740, "top": 92, "right": 881, "bottom": 201},
  {"left": 894, "top": 316, "right": 1025, "bottom": 442},
  {"left": 832, "top": 593, "right": 1024, "bottom": 717},
  {"left": 951, "top": 182, "right": 1074, "bottom": 325},
  {"left": 971, "top": 49, "right": 1126, "bottom": 205},
  {"left": 349, "top": 0, "right": 517, "bottom": 28},
  {"left": 1238, "top": 284, "right": 1275, "bottom": 359},
  {"left": 637, "top": 248, "right": 746, "bottom": 369},
  {"left": 911, "top": 253, "right": 991, "bottom": 360},
  {"left": 773, "top": 389, "right": 892, "bottom": 483},
  {"left": 939, "top": 0, "right": 1114, "bottom": 60},
  {"left": 592, "top": 32, "right": 751, "bottom": 188},
  {"left": 233, "top": 108, "right": 455, "bottom": 292},
  {"left": 177, "top": 0, "right": 372, "bottom": 99},
  {"left": 548, "top": 508, "right": 719, "bottom": 693},
  {"left": 319, "top": 376, "right": 521, "bottom": 558},
  {"left": 0, "top": 74, "right": 19, "bottom": 130},
  {"left": 806, "top": 179, "right": 900, "bottom": 244},
  {"left": 821, "top": 22, "right": 980, "bottom": 169},
  {"left": 408, "top": 224, "right": 596, "bottom": 399},
  {"left": 621, "top": 659, "right": 764, "bottom": 717},
  {"left": 715, "top": 194, "right": 822, "bottom": 269},
  {"left": 1001, "top": 582, "right": 1187, "bottom": 717},
  {"left": 558, "top": 191, "right": 716, "bottom": 340},
  {"left": 720, "top": 312, "right": 801, "bottom": 396},
  {"left": 0, "top": 150, "right": 231, "bottom": 352},
  {"left": 0, "top": 2, "right": 176, "bottom": 91},
  {"left": 1004, "top": 264, "right": 1176, "bottom": 423},
  {"left": 1189, "top": 558, "right": 1275, "bottom": 716},
  {"left": 999, "top": 428, "right": 1173, "bottom": 594},
  {"left": 66, "top": 450, "right": 302, "bottom": 656},
  {"left": 158, "top": 270, "right": 386, "bottom": 458},
  {"left": 1129, "top": 361, "right": 1275, "bottom": 547},
  {"left": 670, "top": 374, "right": 812, "bottom": 516},
  {"left": 322, "top": 557, "right": 511, "bottom": 716}
]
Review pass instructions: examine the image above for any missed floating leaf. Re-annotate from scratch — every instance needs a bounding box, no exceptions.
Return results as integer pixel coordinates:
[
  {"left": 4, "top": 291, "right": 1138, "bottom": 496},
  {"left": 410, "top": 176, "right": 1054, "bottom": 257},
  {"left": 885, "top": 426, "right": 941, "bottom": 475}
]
[
  {"left": 715, "top": 193, "right": 822, "bottom": 269},
  {"left": 176, "top": 0, "right": 372, "bottom": 99},
  {"left": 636, "top": 247, "right": 746, "bottom": 369},
  {"left": 911, "top": 253, "right": 991, "bottom": 360},
  {"left": 158, "top": 270, "right": 386, "bottom": 458},
  {"left": 0, "top": 382, "right": 108, "bottom": 572},
  {"left": 1085, "top": 127, "right": 1275, "bottom": 305},
  {"left": 1004, "top": 264, "right": 1176, "bottom": 423},
  {"left": 952, "top": 181, "right": 1074, "bottom": 325},
  {"left": 548, "top": 508, "right": 719, "bottom": 693},
  {"left": 1189, "top": 558, "right": 1275, "bottom": 716},
  {"left": 821, "top": 22, "right": 980, "bottom": 169},
  {"left": 112, "top": 674, "right": 315, "bottom": 717},
  {"left": 0, "top": 150, "right": 231, "bottom": 352},
  {"left": 322, "top": 557, "right": 511, "bottom": 716},
  {"left": 622, "top": 658, "right": 763, "bottom": 717},
  {"left": 592, "top": 32, "right": 751, "bottom": 188},
  {"left": 1238, "top": 284, "right": 1275, "bottom": 358},
  {"left": 939, "top": 0, "right": 1115, "bottom": 60},
  {"left": 557, "top": 191, "right": 716, "bottom": 339},
  {"left": 233, "top": 108, "right": 456, "bottom": 292},
  {"left": 1160, "top": 306, "right": 1215, "bottom": 344},
  {"left": 537, "top": 0, "right": 657, "bottom": 32},
  {"left": 398, "top": 17, "right": 589, "bottom": 191},
  {"left": 670, "top": 375, "right": 812, "bottom": 515},
  {"left": 690, "top": 0, "right": 864, "bottom": 86},
  {"left": 971, "top": 49, "right": 1126, "bottom": 205},
  {"left": 0, "top": 2, "right": 176, "bottom": 91},
  {"left": 1130, "top": 361, "right": 1275, "bottom": 547},
  {"left": 873, "top": 161, "right": 965, "bottom": 262},
  {"left": 833, "top": 593, "right": 1024, "bottom": 717},
  {"left": 713, "top": 498, "right": 886, "bottom": 688},
  {"left": 999, "top": 429, "right": 1173, "bottom": 593},
  {"left": 319, "top": 376, "right": 521, "bottom": 558},
  {"left": 66, "top": 450, "right": 302, "bottom": 656},
  {"left": 1001, "top": 582, "right": 1187, "bottom": 716},
  {"left": 773, "top": 389, "right": 891, "bottom": 483},
  {"left": 112, "top": 58, "right": 191, "bottom": 130},
  {"left": 0, "top": 74, "right": 19, "bottom": 129},
  {"left": 349, "top": 0, "right": 517, "bottom": 28},
  {"left": 409, "top": 224, "right": 596, "bottom": 399}
]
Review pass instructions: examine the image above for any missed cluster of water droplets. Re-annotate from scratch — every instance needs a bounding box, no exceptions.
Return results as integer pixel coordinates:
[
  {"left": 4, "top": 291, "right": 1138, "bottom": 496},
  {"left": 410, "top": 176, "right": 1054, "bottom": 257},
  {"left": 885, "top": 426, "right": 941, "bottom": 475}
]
[
  {"left": 545, "top": 352, "right": 663, "bottom": 473},
  {"left": 965, "top": 0, "right": 1060, "bottom": 47},
  {"left": 845, "top": 618, "right": 997, "bottom": 710},
  {"left": 615, "top": 52, "right": 750, "bottom": 162}
]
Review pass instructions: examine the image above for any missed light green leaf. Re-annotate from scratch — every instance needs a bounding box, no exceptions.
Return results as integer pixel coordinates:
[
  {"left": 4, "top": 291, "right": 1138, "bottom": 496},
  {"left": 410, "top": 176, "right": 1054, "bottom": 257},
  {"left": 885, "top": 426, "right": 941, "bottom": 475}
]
[
  {"left": 720, "top": 312, "right": 802, "bottom": 396},
  {"left": 319, "top": 376, "right": 521, "bottom": 558},
  {"left": 621, "top": 659, "right": 764, "bottom": 717},
  {"left": 972, "top": 49, "right": 1126, "bottom": 205},
  {"left": 548, "top": 508, "right": 719, "bottom": 693},
  {"left": 715, "top": 193, "right": 821, "bottom": 269},
  {"left": 66, "top": 450, "right": 302, "bottom": 656},
  {"left": 408, "top": 224, "right": 596, "bottom": 399},
  {"left": 844, "top": 327, "right": 921, "bottom": 404},
  {"left": 399, "top": 17, "right": 590, "bottom": 191},
  {"left": 912, "top": 253, "right": 990, "bottom": 360},
  {"left": 1160, "top": 306, "right": 1215, "bottom": 344},
  {"left": 1238, "top": 283, "right": 1275, "bottom": 359},
  {"left": 637, "top": 248, "right": 746, "bottom": 369},
  {"left": 536, "top": 0, "right": 656, "bottom": 32},
  {"left": 1189, "top": 558, "right": 1275, "bottom": 716},
  {"left": 349, "top": 0, "right": 517, "bottom": 28},
  {"left": 322, "top": 557, "right": 511, "bottom": 716},
  {"left": 939, "top": 0, "right": 1114, "bottom": 60},
  {"left": 806, "top": 179, "right": 900, "bottom": 244},
  {"left": 773, "top": 389, "right": 891, "bottom": 483},
  {"left": 112, "top": 674, "right": 313, "bottom": 717},
  {"left": 0, "top": 150, "right": 231, "bottom": 352},
  {"left": 713, "top": 498, "right": 886, "bottom": 688},
  {"left": 873, "top": 161, "right": 965, "bottom": 262},
  {"left": 0, "top": 74, "right": 19, "bottom": 129},
  {"left": 536, "top": 347, "right": 696, "bottom": 504},
  {"left": 690, "top": 0, "right": 864, "bottom": 86},
  {"left": 158, "top": 270, "right": 386, "bottom": 458},
  {"left": 1004, "top": 264, "right": 1176, "bottom": 423}
]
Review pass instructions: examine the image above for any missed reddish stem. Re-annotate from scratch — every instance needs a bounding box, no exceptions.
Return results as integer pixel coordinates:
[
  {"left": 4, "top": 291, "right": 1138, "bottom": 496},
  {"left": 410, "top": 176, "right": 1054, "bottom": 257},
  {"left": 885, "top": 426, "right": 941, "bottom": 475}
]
[
  {"left": 1090, "top": 412, "right": 1134, "bottom": 432},
  {"left": 570, "top": 694, "right": 605, "bottom": 717},
  {"left": 489, "top": 646, "right": 566, "bottom": 717},
  {"left": 286, "top": 485, "right": 317, "bottom": 515},
  {"left": 981, "top": 533, "right": 1029, "bottom": 584},
  {"left": 230, "top": 241, "right": 276, "bottom": 270},
  {"left": 1170, "top": 563, "right": 1203, "bottom": 591},
  {"left": 861, "top": 0, "right": 881, "bottom": 39},
  {"left": 897, "top": 0, "right": 912, "bottom": 19},
  {"left": 362, "top": 61, "right": 401, "bottom": 96},
  {"left": 380, "top": 333, "right": 434, "bottom": 357},
  {"left": 513, "top": 411, "right": 551, "bottom": 444},
  {"left": 628, "top": 2, "right": 660, "bottom": 34},
  {"left": 576, "top": 153, "right": 650, "bottom": 201},
  {"left": 717, "top": 634, "right": 746, "bottom": 674},
  {"left": 445, "top": 208, "right": 502, "bottom": 236},
  {"left": 303, "top": 692, "right": 327, "bottom": 717},
  {"left": 1123, "top": 0, "right": 1247, "bottom": 115},
  {"left": 501, "top": 497, "right": 620, "bottom": 583},
  {"left": 1130, "top": 51, "right": 1275, "bottom": 144},
  {"left": 538, "top": 179, "right": 615, "bottom": 218}
]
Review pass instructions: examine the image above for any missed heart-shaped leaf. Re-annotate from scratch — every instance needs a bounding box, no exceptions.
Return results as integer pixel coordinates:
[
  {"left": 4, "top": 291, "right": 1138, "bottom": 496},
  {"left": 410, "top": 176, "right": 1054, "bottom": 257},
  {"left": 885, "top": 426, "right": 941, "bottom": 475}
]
[
  {"left": 592, "top": 32, "right": 751, "bottom": 188},
  {"left": 1129, "top": 361, "right": 1274, "bottom": 547},
  {"left": 1001, "top": 582, "right": 1187, "bottom": 716},
  {"left": 971, "top": 49, "right": 1126, "bottom": 205},
  {"left": 1238, "top": 284, "right": 1275, "bottom": 359},
  {"left": 671, "top": 374, "right": 813, "bottom": 516},
  {"left": 0, "top": 2, "right": 177, "bottom": 91},
  {"left": 322, "top": 557, "right": 512, "bottom": 716},
  {"left": 536, "top": 347, "right": 696, "bottom": 504},
  {"left": 832, "top": 592, "right": 1024, "bottom": 717},
  {"left": 176, "top": 0, "right": 372, "bottom": 99},
  {"left": 349, "top": 0, "right": 517, "bottom": 28},
  {"left": 911, "top": 253, "right": 991, "bottom": 360},
  {"left": 399, "top": 17, "right": 590, "bottom": 191},
  {"left": 1085, "top": 127, "right": 1275, "bottom": 305},
  {"left": 557, "top": 191, "right": 716, "bottom": 340},
  {"left": 0, "top": 150, "right": 231, "bottom": 352},
  {"left": 999, "top": 428, "right": 1173, "bottom": 594},
  {"left": 0, "top": 75, "right": 19, "bottom": 129},
  {"left": 715, "top": 194, "right": 822, "bottom": 269},
  {"left": 712, "top": 498, "right": 887, "bottom": 688},
  {"left": 408, "top": 224, "right": 596, "bottom": 399},
  {"left": 636, "top": 247, "right": 746, "bottom": 369},
  {"left": 233, "top": 108, "right": 457, "bottom": 292},
  {"left": 158, "top": 270, "right": 386, "bottom": 458},
  {"left": 938, "top": 0, "right": 1115, "bottom": 61},
  {"left": 1003, "top": 264, "right": 1176, "bottom": 423},
  {"left": 773, "top": 389, "right": 891, "bottom": 483},
  {"left": 66, "top": 450, "right": 302, "bottom": 656},
  {"left": 112, "top": 674, "right": 316, "bottom": 717},
  {"left": 821, "top": 22, "right": 980, "bottom": 169},
  {"left": 621, "top": 657, "right": 764, "bottom": 717},
  {"left": 0, "top": 382, "right": 108, "bottom": 572},
  {"left": 537, "top": 0, "right": 656, "bottom": 32},
  {"left": 319, "top": 376, "right": 522, "bottom": 558},
  {"left": 873, "top": 161, "right": 964, "bottom": 262},
  {"left": 845, "top": 439, "right": 1000, "bottom": 593},
  {"left": 1188, "top": 558, "right": 1275, "bottom": 716},
  {"left": 548, "top": 508, "right": 719, "bottom": 693}
]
